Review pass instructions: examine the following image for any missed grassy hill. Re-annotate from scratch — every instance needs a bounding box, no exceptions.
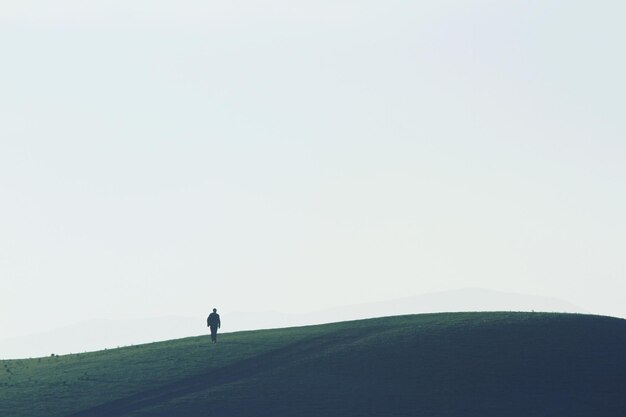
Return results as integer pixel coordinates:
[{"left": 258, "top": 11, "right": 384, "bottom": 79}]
[{"left": 2, "top": 312, "right": 626, "bottom": 417}]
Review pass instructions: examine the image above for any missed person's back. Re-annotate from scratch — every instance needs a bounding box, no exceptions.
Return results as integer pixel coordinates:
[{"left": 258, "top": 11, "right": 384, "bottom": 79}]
[
  {"left": 207, "top": 308, "right": 221, "bottom": 344},
  {"left": 208, "top": 312, "right": 220, "bottom": 327}
]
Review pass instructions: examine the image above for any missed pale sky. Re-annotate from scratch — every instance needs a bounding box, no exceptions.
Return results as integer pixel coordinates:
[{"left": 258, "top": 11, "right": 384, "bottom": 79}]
[{"left": 1, "top": 1, "right": 625, "bottom": 339}]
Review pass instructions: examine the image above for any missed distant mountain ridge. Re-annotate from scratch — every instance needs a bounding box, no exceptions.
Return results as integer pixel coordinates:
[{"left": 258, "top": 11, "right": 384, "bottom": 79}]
[
  {"left": 0, "top": 288, "right": 586, "bottom": 359},
  {"left": 295, "top": 287, "right": 587, "bottom": 324}
]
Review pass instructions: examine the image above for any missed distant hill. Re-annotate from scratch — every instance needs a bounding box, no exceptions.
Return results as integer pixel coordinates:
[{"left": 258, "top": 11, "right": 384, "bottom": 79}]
[
  {"left": 0, "top": 289, "right": 587, "bottom": 359},
  {"left": 1, "top": 312, "right": 625, "bottom": 417},
  {"left": 290, "top": 287, "right": 587, "bottom": 325}
]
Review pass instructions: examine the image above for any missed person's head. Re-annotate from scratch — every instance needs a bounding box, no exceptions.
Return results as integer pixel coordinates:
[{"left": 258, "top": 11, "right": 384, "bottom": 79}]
[{"left": 213, "top": 308, "right": 217, "bottom": 313}]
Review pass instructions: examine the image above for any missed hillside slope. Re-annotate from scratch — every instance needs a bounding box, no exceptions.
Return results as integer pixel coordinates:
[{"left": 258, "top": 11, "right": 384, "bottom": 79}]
[
  {"left": 2, "top": 312, "right": 626, "bottom": 417},
  {"left": 0, "top": 288, "right": 587, "bottom": 360}
]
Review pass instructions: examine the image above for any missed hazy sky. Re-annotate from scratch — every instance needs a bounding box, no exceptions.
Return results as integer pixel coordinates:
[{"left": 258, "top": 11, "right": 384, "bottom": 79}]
[{"left": 2, "top": 1, "right": 625, "bottom": 339}]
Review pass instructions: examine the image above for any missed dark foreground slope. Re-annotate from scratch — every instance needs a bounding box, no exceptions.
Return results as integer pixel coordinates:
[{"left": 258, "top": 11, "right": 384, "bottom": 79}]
[{"left": 2, "top": 313, "right": 626, "bottom": 417}]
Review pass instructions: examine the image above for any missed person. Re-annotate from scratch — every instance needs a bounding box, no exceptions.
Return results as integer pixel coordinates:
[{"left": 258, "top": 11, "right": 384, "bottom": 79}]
[{"left": 207, "top": 308, "right": 221, "bottom": 344}]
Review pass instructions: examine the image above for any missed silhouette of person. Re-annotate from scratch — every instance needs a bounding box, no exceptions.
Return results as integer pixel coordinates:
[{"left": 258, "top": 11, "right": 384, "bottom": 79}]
[{"left": 207, "top": 308, "right": 221, "bottom": 344}]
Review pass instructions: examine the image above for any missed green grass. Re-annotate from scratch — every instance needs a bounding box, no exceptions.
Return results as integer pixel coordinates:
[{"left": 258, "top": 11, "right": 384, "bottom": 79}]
[{"left": 2, "top": 312, "right": 626, "bottom": 416}]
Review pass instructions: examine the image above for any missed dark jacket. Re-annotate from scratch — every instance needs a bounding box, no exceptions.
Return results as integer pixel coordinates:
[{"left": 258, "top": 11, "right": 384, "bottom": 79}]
[{"left": 207, "top": 313, "right": 221, "bottom": 329}]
